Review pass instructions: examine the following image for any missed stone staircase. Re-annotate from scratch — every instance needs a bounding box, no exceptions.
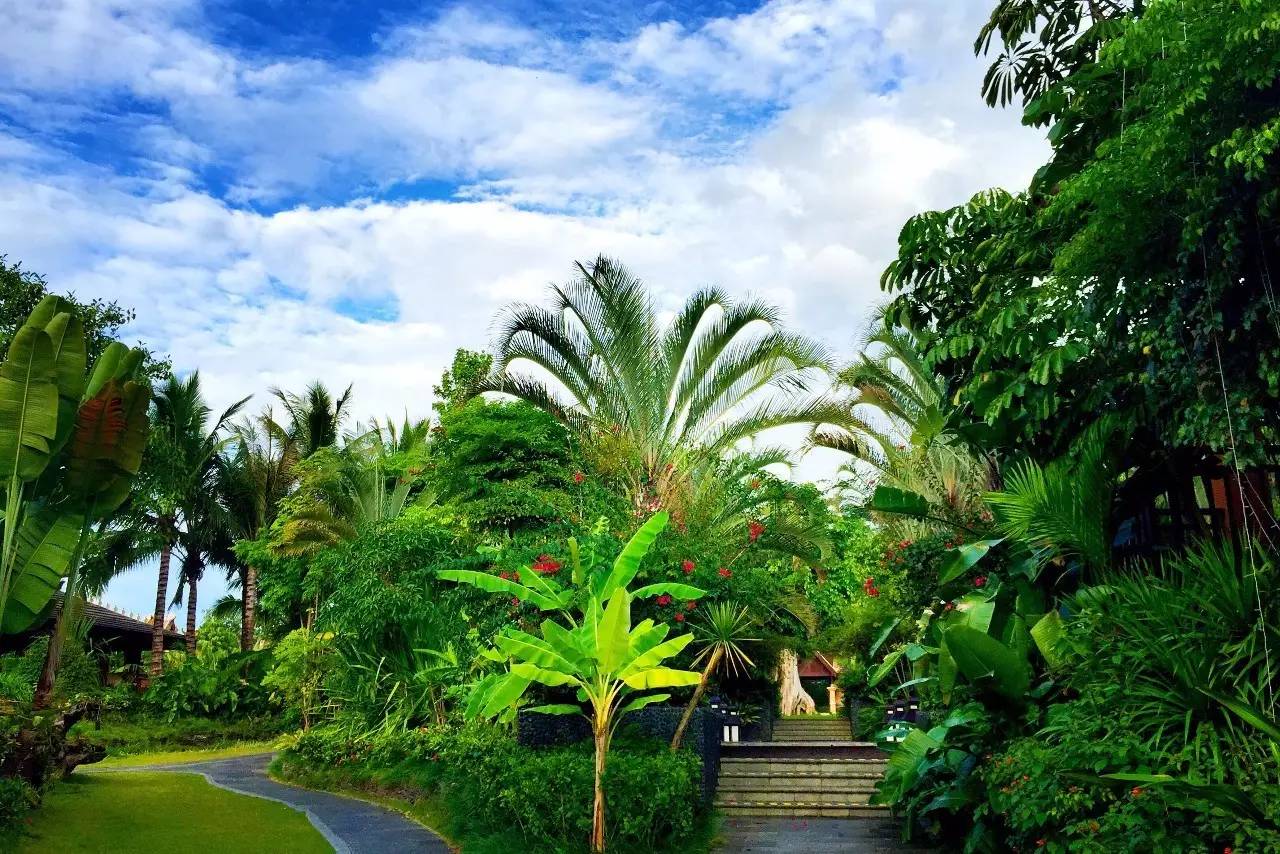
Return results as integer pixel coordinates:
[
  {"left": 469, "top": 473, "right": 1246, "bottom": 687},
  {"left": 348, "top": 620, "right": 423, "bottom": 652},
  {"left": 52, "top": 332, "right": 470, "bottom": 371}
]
[{"left": 715, "top": 716, "right": 893, "bottom": 820}]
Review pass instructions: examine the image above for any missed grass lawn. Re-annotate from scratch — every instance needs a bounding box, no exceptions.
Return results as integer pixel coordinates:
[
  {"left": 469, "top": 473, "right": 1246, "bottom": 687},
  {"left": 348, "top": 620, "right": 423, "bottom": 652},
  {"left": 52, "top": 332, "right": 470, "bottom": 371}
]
[
  {"left": 11, "top": 772, "right": 333, "bottom": 854},
  {"left": 92, "top": 741, "right": 276, "bottom": 768}
]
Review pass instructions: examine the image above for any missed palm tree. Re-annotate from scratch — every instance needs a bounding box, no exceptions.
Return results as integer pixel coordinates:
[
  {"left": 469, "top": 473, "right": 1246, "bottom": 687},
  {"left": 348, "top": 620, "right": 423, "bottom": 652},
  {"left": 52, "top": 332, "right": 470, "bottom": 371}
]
[
  {"left": 271, "top": 416, "right": 432, "bottom": 557},
  {"left": 670, "top": 601, "right": 759, "bottom": 751},
  {"left": 219, "top": 409, "right": 298, "bottom": 650},
  {"left": 169, "top": 500, "right": 236, "bottom": 653},
  {"left": 813, "top": 313, "right": 991, "bottom": 533},
  {"left": 142, "top": 373, "right": 247, "bottom": 674},
  {"left": 271, "top": 381, "right": 352, "bottom": 459},
  {"left": 487, "top": 256, "right": 841, "bottom": 510}
]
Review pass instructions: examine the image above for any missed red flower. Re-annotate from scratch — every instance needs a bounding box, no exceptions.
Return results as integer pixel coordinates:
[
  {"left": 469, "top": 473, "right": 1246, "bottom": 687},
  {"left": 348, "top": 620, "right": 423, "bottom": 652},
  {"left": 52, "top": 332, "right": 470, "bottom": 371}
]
[
  {"left": 718, "top": 567, "right": 732, "bottom": 578},
  {"left": 685, "top": 601, "right": 696, "bottom": 611},
  {"left": 974, "top": 575, "right": 988, "bottom": 588},
  {"left": 498, "top": 570, "right": 511, "bottom": 580},
  {"left": 674, "top": 612, "right": 685, "bottom": 622},
  {"left": 510, "top": 598, "right": 520, "bottom": 606},
  {"left": 682, "top": 559, "right": 696, "bottom": 573},
  {"left": 573, "top": 471, "right": 585, "bottom": 484},
  {"left": 1035, "top": 841, "right": 1046, "bottom": 848},
  {"left": 1131, "top": 786, "right": 1143, "bottom": 797},
  {"left": 531, "top": 554, "right": 562, "bottom": 575},
  {"left": 750, "top": 478, "right": 761, "bottom": 490},
  {"left": 657, "top": 594, "right": 673, "bottom": 606},
  {"left": 862, "top": 577, "right": 881, "bottom": 597},
  {"left": 944, "top": 602, "right": 954, "bottom": 612},
  {"left": 748, "top": 520, "right": 765, "bottom": 542}
]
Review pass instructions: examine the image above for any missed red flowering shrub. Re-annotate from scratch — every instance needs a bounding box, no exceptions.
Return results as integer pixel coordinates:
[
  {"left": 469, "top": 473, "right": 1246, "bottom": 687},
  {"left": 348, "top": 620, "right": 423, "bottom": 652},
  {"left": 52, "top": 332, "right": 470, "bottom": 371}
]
[
  {"left": 748, "top": 520, "right": 765, "bottom": 542},
  {"left": 531, "top": 554, "right": 562, "bottom": 574},
  {"left": 656, "top": 594, "right": 673, "bottom": 606},
  {"left": 718, "top": 567, "right": 732, "bottom": 578},
  {"left": 681, "top": 559, "right": 695, "bottom": 573}
]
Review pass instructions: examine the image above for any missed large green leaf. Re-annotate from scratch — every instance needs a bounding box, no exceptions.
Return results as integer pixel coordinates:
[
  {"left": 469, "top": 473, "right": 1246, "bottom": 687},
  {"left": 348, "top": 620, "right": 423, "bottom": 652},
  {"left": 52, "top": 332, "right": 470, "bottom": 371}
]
[
  {"left": 527, "top": 704, "right": 581, "bottom": 715},
  {"left": 494, "top": 630, "right": 578, "bottom": 674},
  {"left": 597, "top": 588, "right": 631, "bottom": 672},
  {"left": 630, "top": 582, "right": 705, "bottom": 600},
  {"left": 42, "top": 308, "right": 86, "bottom": 454},
  {"left": 937, "top": 636, "right": 958, "bottom": 705},
  {"left": 943, "top": 625, "right": 1030, "bottom": 702},
  {"left": 618, "top": 632, "right": 692, "bottom": 678},
  {"left": 511, "top": 662, "right": 579, "bottom": 688},
  {"left": 620, "top": 666, "right": 700, "bottom": 690},
  {"left": 477, "top": 671, "right": 534, "bottom": 718},
  {"left": 1, "top": 509, "right": 82, "bottom": 633},
  {"left": 438, "top": 569, "right": 563, "bottom": 611},
  {"left": 599, "top": 511, "right": 668, "bottom": 599},
  {"left": 1030, "top": 610, "right": 1068, "bottom": 670},
  {"left": 937, "top": 539, "right": 1004, "bottom": 585},
  {"left": 868, "top": 646, "right": 905, "bottom": 687},
  {"left": 868, "top": 617, "right": 899, "bottom": 660},
  {"left": 867, "top": 486, "right": 931, "bottom": 518},
  {"left": 0, "top": 325, "right": 59, "bottom": 481},
  {"left": 618, "top": 693, "right": 670, "bottom": 716}
]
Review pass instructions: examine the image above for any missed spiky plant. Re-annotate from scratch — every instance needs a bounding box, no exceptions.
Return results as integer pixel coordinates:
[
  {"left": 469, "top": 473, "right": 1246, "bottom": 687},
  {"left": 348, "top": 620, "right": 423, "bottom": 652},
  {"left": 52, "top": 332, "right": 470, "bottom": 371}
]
[{"left": 670, "top": 601, "right": 760, "bottom": 751}]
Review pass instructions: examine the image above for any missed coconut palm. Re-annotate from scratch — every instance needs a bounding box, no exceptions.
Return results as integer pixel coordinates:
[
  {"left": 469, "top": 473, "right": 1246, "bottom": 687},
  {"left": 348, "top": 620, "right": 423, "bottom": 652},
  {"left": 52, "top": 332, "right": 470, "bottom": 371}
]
[
  {"left": 219, "top": 409, "right": 298, "bottom": 650},
  {"left": 670, "top": 601, "right": 760, "bottom": 751},
  {"left": 141, "top": 373, "right": 247, "bottom": 674},
  {"left": 487, "top": 256, "right": 841, "bottom": 510},
  {"left": 271, "top": 380, "right": 352, "bottom": 459}
]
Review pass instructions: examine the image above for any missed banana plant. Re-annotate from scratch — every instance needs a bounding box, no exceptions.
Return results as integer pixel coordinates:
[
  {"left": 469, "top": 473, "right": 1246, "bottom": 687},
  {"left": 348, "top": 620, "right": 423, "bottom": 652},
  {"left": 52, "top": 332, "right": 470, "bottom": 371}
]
[
  {"left": 441, "top": 511, "right": 704, "bottom": 853},
  {"left": 0, "top": 298, "right": 151, "bottom": 704}
]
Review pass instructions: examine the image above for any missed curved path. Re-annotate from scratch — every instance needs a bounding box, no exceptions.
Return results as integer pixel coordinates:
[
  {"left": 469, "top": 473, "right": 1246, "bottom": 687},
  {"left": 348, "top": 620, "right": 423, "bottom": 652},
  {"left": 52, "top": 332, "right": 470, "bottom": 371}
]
[{"left": 99, "top": 753, "right": 450, "bottom": 853}]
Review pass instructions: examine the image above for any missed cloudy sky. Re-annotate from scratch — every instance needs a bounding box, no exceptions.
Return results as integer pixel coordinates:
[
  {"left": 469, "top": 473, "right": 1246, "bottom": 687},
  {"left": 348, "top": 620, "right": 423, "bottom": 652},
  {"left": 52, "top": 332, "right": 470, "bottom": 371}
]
[{"left": 1, "top": 0, "right": 1046, "bottom": 622}]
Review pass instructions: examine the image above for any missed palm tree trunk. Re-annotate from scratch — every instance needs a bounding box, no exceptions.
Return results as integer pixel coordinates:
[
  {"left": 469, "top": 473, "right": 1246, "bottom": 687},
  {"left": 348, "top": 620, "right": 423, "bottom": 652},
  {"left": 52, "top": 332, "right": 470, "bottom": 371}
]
[
  {"left": 185, "top": 573, "right": 198, "bottom": 654},
  {"left": 240, "top": 565, "right": 257, "bottom": 652},
  {"left": 591, "top": 720, "right": 610, "bottom": 853},
  {"left": 150, "top": 540, "right": 173, "bottom": 676},
  {"left": 671, "top": 647, "right": 722, "bottom": 751}
]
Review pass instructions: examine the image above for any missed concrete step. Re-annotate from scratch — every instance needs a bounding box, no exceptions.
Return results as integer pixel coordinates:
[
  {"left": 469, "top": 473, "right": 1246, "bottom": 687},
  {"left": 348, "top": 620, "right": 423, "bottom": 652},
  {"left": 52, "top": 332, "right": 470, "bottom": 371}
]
[
  {"left": 715, "top": 800, "right": 893, "bottom": 819},
  {"left": 717, "top": 788, "right": 876, "bottom": 805},
  {"left": 721, "top": 741, "right": 886, "bottom": 761},
  {"left": 720, "top": 758, "right": 888, "bottom": 777},
  {"left": 718, "top": 783, "right": 879, "bottom": 800},
  {"left": 718, "top": 773, "right": 882, "bottom": 792}
]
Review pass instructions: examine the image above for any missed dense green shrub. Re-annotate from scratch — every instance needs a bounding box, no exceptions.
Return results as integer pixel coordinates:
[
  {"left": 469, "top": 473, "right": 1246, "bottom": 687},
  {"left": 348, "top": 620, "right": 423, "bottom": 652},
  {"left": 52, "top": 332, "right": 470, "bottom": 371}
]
[
  {"left": 285, "top": 722, "right": 704, "bottom": 852},
  {"left": 143, "top": 650, "right": 275, "bottom": 722},
  {"left": 0, "top": 775, "right": 37, "bottom": 835},
  {"left": 69, "top": 713, "right": 285, "bottom": 757}
]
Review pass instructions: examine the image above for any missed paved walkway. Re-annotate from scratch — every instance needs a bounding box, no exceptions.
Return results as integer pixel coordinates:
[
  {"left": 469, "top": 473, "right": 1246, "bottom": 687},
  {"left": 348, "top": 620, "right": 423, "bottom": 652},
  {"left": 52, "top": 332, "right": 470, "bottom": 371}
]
[
  {"left": 98, "top": 753, "right": 451, "bottom": 854},
  {"left": 717, "top": 817, "right": 930, "bottom": 853}
]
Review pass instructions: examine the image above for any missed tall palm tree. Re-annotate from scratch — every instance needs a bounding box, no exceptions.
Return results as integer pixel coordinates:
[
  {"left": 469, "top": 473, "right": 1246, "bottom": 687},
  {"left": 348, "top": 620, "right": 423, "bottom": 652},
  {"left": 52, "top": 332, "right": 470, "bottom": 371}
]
[
  {"left": 670, "top": 601, "right": 760, "bottom": 750},
  {"left": 487, "top": 256, "right": 841, "bottom": 510},
  {"left": 271, "top": 381, "right": 352, "bottom": 459},
  {"left": 219, "top": 409, "right": 298, "bottom": 650},
  {"left": 142, "top": 373, "right": 247, "bottom": 674}
]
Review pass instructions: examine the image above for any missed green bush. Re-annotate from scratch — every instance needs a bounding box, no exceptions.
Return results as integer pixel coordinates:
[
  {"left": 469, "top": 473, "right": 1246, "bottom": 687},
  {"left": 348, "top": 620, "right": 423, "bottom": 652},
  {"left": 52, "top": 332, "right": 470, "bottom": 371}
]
[
  {"left": 285, "top": 722, "right": 704, "bottom": 852},
  {"left": 70, "top": 713, "right": 286, "bottom": 757},
  {"left": 143, "top": 650, "right": 274, "bottom": 722},
  {"left": 0, "top": 776, "right": 37, "bottom": 835}
]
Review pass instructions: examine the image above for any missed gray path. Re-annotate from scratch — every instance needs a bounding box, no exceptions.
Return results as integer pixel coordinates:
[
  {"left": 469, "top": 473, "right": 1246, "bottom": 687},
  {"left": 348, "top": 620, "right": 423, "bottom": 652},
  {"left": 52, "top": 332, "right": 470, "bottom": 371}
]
[
  {"left": 717, "top": 817, "right": 931, "bottom": 853},
  {"left": 101, "top": 753, "right": 451, "bottom": 854}
]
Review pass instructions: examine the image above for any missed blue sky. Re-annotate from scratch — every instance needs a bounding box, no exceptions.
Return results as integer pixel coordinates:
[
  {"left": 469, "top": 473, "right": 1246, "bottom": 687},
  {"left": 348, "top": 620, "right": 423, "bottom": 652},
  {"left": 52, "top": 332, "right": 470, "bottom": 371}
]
[{"left": 0, "top": 0, "right": 1045, "bottom": 622}]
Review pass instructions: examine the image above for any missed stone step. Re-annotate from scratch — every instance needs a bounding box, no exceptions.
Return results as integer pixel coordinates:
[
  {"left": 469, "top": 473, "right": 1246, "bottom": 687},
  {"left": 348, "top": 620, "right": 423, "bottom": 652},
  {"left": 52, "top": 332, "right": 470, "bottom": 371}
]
[
  {"left": 720, "top": 758, "right": 888, "bottom": 777},
  {"left": 718, "top": 780, "right": 880, "bottom": 798},
  {"left": 716, "top": 788, "right": 876, "bottom": 805},
  {"left": 718, "top": 771, "right": 882, "bottom": 790},
  {"left": 721, "top": 741, "right": 886, "bottom": 761},
  {"left": 715, "top": 800, "right": 893, "bottom": 819}
]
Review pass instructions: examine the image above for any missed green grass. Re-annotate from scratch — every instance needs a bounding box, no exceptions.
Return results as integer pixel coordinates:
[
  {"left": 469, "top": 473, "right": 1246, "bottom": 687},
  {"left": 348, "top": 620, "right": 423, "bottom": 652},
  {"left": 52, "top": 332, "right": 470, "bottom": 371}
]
[
  {"left": 92, "top": 741, "right": 277, "bottom": 768},
  {"left": 70, "top": 713, "right": 287, "bottom": 758},
  {"left": 10, "top": 772, "right": 333, "bottom": 854}
]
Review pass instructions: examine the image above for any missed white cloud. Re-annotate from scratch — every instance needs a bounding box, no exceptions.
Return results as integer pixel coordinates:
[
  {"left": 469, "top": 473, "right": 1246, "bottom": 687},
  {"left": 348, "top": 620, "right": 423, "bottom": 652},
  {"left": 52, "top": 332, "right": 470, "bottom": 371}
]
[{"left": 0, "top": 0, "right": 1046, "bottom": 618}]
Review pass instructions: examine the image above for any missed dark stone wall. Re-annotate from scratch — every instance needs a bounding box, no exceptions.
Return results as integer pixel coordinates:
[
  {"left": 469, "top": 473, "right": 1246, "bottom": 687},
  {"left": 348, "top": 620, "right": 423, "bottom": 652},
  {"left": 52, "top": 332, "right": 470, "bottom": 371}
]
[
  {"left": 516, "top": 707, "right": 722, "bottom": 802},
  {"left": 738, "top": 702, "right": 774, "bottom": 743}
]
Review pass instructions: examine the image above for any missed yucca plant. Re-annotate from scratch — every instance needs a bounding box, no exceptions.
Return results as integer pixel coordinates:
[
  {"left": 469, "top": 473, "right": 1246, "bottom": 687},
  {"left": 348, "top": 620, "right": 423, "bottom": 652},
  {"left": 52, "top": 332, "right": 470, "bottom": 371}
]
[
  {"left": 441, "top": 511, "right": 703, "bottom": 853},
  {"left": 487, "top": 256, "right": 841, "bottom": 511},
  {"left": 670, "top": 601, "right": 759, "bottom": 751}
]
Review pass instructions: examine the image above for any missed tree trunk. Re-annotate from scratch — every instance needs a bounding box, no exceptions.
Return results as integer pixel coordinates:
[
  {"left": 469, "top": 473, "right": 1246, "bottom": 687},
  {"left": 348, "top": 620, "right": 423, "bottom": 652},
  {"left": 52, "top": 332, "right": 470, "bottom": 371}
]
[
  {"left": 776, "top": 649, "right": 816, "bottom": 716},
  {"left": 671, "top": 647, "right": 721, "bottom": 751},
  {"left": 150, "top": 540, "right": 173, "bottom": 676},
  {"left": 185, "top": 573, "right": 198, "bottom": 654},
  {"left": 33, "top": 586, "right": 75, "bottom": 709},
  {"left": 591, "top": 723, "right": 609, "bottom": 853},
  {"left": 240, "top": 565, "right": 257, "bottom": 652}
]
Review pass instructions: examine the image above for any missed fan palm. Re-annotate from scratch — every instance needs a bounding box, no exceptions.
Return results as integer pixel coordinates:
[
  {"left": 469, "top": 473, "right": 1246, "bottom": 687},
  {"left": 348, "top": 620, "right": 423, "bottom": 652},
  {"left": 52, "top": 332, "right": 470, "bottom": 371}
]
[
  {"left": 814, "top": 312, "right": 991, "bottom": 534},
  {"left": 141, "top": 373, "right": 247, "bottom": 673},
  {"left": 487, "top": 256, "right": 840, "bottom": 510}
]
